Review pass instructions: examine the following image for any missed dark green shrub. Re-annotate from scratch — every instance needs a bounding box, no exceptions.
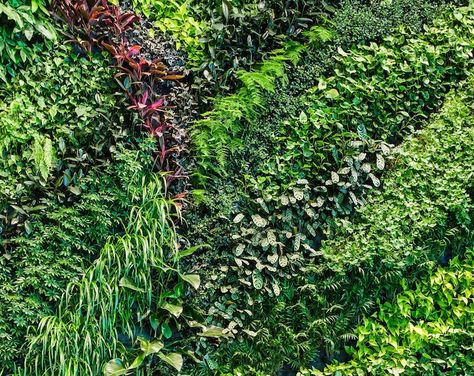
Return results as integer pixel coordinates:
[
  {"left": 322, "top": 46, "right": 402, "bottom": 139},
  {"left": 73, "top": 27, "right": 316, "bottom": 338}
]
[
  {"left": 0, "top": 139, "right": 156, "bottom": 371},
  {"left": 332, "top": 0, "right": 463, "bottom": 46},
  {"left": 237, "top": 72, "right": 474, "bottom": 373},
  {"left": 0, "top": 45, "right": 129, "bottom": 236},
  {"left": 0, "top": 43, "right": 151, "bottom": 370}
]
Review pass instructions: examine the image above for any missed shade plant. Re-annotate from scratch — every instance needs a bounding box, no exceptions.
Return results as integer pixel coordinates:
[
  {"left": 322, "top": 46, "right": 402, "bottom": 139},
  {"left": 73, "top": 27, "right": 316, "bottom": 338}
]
[
  {"left": 0, "top": 45, "right": 128, "bottom": 238},
  {"left": 23, "top": 174, "right": 204, "bottom": 375},
  {"left": 302, "top": 248, "right": 474, "bottom": 375},
  {"left": 270, "top": 72, "right": 474, "bottom": 374},
  {"left": 0, "top": 138, "right": 157, "bottom": 372},
  {"left": 52, "top": 0, "right": 188, "bottom": 182}
]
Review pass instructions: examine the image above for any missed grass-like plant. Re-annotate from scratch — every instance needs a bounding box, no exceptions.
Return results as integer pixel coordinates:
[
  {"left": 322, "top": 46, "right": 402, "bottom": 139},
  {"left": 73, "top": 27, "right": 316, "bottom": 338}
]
[{"left": 23, "top": 174, "right": 197, "bottom": 375}]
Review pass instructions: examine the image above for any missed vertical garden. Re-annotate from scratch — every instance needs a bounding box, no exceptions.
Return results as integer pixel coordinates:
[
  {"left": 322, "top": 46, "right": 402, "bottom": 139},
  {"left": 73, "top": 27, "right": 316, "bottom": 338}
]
[{"left": 0, "top": 0, "right": 473, "bottom": 375}]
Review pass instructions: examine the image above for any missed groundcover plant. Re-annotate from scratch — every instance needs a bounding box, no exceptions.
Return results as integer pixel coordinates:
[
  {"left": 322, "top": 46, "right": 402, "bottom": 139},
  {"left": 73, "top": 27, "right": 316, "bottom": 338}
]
[{"left": 0, "top": 0, "right": 473, "bottom": 375}]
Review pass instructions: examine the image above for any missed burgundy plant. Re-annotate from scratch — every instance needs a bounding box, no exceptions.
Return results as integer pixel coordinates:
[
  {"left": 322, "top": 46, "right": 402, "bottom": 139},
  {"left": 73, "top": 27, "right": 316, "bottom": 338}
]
[{"left": 50, "top": 0, "right": 187, "bottom": 184}]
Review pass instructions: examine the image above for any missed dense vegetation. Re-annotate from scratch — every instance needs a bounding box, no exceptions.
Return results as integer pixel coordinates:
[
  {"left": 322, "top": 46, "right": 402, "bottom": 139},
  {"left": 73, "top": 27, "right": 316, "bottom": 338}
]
[
  {"left": 303, "top": 249, "right": 474, "bottom": 375},
  {"left": 0, "top": 0, "right": 473, "bottom": 375}
]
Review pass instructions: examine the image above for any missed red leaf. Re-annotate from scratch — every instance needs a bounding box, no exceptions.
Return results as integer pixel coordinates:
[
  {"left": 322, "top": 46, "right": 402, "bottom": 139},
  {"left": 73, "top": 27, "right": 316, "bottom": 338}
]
[
  {"left": 149, "top": 98, "right": 165, "bottom": 110},
  {"left": 127, "top": 45, "right": 141, "bottom": 56}
]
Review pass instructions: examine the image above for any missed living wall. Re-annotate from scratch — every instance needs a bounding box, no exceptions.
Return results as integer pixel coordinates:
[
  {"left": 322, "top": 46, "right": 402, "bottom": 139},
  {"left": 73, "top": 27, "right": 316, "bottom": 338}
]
[{"left": 0, "top": 0, "right": 473, "bottom": 375}]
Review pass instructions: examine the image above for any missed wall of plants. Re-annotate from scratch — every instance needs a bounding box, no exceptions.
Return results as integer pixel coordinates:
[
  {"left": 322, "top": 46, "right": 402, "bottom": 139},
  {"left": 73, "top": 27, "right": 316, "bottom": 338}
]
[{"left": 0, "top": 0, "right": 473, "bottom": 375}]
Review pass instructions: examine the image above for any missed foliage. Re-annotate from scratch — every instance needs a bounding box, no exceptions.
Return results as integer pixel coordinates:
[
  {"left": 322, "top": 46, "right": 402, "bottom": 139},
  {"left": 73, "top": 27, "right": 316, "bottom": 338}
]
[
  {"left": 51, "top": 0, "right": 139, "bottom": 52},
  {"left": 207, "top": 71, "right": 474, "bottom": 374},
  {"left": 304, "top": 72, "right": 474, "bottom": 348},
  {"left": 23, "top": 174, "right": 203, "bottom": 375},
  {"left": 1, "top": 0, "right": 471, "bottom": 374},
  {"left": 0, "top": 25, "right": 161, "bottom": 372},
  {"left": 192, "top": 0, "right": 469, "bottom": 180},
  {"left": 189, "top": 0, "right": 452, "bottom": 94},
  {"left": 192, "top": 34, "right": 329, "bottom": 180},
  {"left": 133, "top": 0, "right": 452, "bottom": 102},
  {"left": 0, "top": 0, "right": 57, "bottom": 81},
  {"left": 183, "top": 4, "right": 474, "bottom": 373},
  {"left": 0, "top": 45, "right": 128, "bottom": 235},
  {"left": 0, "top": 139, "right": 157, "bottom": 372},
  {"left": 332, "top": 0, "right": 462, "bottom": 46},
  {"left": 301, "top": 249, "right": 474, "bottom": 375},
  {"left": 183, "top": 0, "right": 447, "bottom": 273},
  {"left": 54, "top": 0, "right": 188, "bottom": 179},
  {"left": 130, "top": 0, "right": 207, "bottom": 66}
]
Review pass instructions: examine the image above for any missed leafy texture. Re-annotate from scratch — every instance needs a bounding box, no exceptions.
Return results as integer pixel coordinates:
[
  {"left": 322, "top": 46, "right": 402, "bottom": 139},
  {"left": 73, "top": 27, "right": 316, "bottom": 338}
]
[
  {"left": 183, "top": 4, "right": 474, "bottom": 373},
  {"left": 302, "top": 249, "right": 474, "bottom": 375},
  {"left": 24, "top": 175, "right": 191, "bottom": 375},
  {"left": 0, "top": 0, "right": 57, "bottom": 81},
  {"left": 0, "top": 45, "right": 128, "bottom": 234},
  {"left": 0, "top": 140, "right": 157, "bottom": 371}
]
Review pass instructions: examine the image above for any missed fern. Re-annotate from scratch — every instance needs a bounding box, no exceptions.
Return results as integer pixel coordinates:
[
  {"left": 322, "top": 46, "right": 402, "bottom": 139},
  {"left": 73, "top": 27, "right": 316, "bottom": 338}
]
[
  {"left": 191, "top": 28, "right": 334, "bottom": 181},
  {"left": 31, "top": 135, "right": 55, "bottom": 180}
]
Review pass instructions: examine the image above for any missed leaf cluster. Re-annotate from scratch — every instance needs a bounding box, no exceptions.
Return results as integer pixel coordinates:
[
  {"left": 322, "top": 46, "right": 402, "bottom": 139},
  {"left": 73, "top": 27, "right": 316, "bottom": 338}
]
[
  {"left": 304, "top": 248, "right": 474, "bottom": 375},
  {"left": 0, "top": 0, "right": 57, "bottom": 81},
  {"left": 0, "top": 45, "right": 128, "bottom": 237},
  {"left": 183, "top": 4, "right": 474, "bottom": 373}
]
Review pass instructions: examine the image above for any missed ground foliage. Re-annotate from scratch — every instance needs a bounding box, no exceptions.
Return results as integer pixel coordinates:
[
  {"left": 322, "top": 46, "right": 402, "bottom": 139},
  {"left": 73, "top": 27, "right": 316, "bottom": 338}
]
[
  {"left": 23, "top": 175, "right": 198, "bottom": 376},
  {"left": 0, "top": 37, "right": 166, "bottom": 371},
  {"left": 1, "top": 0, "right": 474, "bottom": 375},
  {"left": 0, "top": 46, "right": 128, "bottom": 235}
]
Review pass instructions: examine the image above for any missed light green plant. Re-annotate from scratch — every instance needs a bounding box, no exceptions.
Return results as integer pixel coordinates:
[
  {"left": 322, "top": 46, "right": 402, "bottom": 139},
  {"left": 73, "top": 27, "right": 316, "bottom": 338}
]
[
  {"left": 191, "top": 39, "right": 317, "bottom": 181},
  {"left": 126, "top": 0, "right": 207, "bottom": 65},
  {"left": 0, "top": 139, "right": 157, "bottom": 372},
  {"left": 301, "top": 248, "right": 474, "bottom": 375},
  {"left": 0, "top": 44, "right": 125, "bottom": 233}
]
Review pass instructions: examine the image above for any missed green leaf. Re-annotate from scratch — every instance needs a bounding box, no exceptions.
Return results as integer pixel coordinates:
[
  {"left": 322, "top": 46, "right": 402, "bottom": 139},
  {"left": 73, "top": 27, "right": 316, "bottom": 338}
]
[
  {"left": 181, "top": 274, "right": 201, "bottom": 290},
  {"left": 104, "top": 359, "right": 127, "bottom": 376},
  {"left": 318, "top": 79, "right": 327, "bottom": 91},
  {"left": 325, "top": 88, "right": 339, "bottom": 99},
  {"left": 252, "top": 270, "right": 264, "bottom": 290},
  {"left": 141, "top": 339, "right": 164, "bottom": 356},
  {"left": 177, "top": 244, "right": 209, "bottom": 259},
  {"left": 157, "top": 352, "right": 183, "bottom": 371},
  {"left": 128, "top": 353, "right": 145, "bottom": 370},
  {"left": 161, "top": 302, "right": 183, "bottom": 318},
  {"left": 75, "top": 105, "right": 90, "bottom": 117},
  {"left": 35, "top": 23, "right": 56, "bottom": 40},
  {"left": 162, "top": 322, "right": 172, "bottom": 339},
  {"left": 119, "top": 276, "right": 145, "bottom": 293},
  {"left": 198, "top": 326, "right": 228, "bottom": 338}
]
